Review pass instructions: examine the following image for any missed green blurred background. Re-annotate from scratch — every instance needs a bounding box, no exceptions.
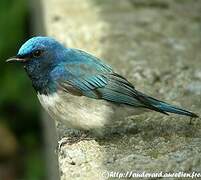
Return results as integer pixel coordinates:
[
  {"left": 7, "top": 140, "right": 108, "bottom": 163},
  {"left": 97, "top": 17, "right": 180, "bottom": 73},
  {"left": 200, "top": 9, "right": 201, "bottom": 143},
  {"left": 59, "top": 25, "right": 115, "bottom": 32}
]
[{"left": 0, "top": 0, "right": 45, "bottom": 179}]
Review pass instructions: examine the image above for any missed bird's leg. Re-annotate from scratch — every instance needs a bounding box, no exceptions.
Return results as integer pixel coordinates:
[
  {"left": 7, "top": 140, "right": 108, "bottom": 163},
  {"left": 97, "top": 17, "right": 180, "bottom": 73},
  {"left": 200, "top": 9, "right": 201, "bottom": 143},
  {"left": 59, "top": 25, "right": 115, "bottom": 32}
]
[
  {"left": 189, "top": 117, "right": 196, "bottom": 125},
  {"left": 189, "top": 117, "right": 192, "bottom": 125}
]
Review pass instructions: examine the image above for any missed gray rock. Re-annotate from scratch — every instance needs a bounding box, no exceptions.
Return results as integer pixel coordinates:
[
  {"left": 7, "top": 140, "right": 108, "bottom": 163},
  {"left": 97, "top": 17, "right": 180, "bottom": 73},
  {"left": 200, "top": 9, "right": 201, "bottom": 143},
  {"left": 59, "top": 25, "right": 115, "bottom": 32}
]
[
  {"left": 40, "top": 0, "right": 201, "bottom": 179},
  {"left": 186, "top": 81, "right": 201, "bottom": 95}
]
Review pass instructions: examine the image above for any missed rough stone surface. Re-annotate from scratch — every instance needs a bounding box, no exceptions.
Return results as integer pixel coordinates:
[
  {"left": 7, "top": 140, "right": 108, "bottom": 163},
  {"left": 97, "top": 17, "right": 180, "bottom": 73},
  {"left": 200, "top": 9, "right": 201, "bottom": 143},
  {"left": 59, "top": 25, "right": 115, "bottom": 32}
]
[{"left": 41, "top": 0, "right": 201, "bottom": 179}]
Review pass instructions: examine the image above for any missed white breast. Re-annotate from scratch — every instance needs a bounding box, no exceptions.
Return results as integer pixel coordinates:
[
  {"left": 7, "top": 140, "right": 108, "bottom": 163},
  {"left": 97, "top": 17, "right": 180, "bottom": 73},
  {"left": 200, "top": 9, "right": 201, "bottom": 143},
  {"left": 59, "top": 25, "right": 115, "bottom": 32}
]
[{"left": 37, "top": 91, "right": 144, "bottom": 135}]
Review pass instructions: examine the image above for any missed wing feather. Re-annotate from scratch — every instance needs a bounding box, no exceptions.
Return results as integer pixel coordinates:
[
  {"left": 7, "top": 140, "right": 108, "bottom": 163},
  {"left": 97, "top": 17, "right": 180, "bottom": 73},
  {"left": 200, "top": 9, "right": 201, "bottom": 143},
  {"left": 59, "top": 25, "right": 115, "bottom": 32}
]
[{"left": 52, "top": 48, "right": 167, "bottom": 113}]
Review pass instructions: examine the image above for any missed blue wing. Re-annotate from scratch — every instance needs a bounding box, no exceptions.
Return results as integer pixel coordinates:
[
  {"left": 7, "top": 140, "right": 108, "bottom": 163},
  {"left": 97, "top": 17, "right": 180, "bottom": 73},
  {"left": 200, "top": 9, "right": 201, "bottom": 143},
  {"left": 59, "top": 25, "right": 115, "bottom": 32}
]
[
  {"left": 50, "top": 48, "right": 198, "bottom": 117},
  {"left": 51, "top": 48, "right": 143, "bottom": 106}
]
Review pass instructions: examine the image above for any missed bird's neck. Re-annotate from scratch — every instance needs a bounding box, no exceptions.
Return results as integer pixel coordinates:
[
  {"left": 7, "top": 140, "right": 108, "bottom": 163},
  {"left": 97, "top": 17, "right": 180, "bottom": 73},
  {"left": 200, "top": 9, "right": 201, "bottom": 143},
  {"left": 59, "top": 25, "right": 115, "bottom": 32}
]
[
  {"left": 32, "top": 77, "right": 48, "bottom": 95},
  {"left": 33, "top": 76, "right": 58, "bottom": 95},
  {"left": 27, "top": 71, "right": 56, "bottom": 95},
  {"left": 24, "top": 62, "right": 57, "bottom": 95}
]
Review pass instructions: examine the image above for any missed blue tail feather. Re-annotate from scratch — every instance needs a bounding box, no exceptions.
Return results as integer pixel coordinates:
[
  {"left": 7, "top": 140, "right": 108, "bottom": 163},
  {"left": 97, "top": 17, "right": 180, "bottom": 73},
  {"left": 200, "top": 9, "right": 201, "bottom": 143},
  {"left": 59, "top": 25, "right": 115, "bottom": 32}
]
[{"left": 136, "top": 92, "right": 198, "bottom": 118}]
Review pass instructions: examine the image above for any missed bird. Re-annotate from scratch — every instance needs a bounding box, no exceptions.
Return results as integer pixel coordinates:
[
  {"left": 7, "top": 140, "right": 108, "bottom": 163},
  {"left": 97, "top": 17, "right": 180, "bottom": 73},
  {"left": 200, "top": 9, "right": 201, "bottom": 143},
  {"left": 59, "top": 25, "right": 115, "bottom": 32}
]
[{"left": 6, "top": 36, "right": 198, "bottom": 136}]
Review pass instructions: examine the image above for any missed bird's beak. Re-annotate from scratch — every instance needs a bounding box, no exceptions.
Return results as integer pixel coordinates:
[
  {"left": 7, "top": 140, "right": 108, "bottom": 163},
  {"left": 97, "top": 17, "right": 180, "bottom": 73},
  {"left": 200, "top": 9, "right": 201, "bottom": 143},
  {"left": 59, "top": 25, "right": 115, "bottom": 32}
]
[{"left": 6, "top": 55, "right": 26, "bottom": 63}]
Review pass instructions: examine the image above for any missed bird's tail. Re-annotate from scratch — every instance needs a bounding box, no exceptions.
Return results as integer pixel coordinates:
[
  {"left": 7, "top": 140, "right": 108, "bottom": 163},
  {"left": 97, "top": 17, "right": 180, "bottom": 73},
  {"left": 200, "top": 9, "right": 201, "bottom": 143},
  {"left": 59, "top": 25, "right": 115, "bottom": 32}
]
[{"left": 135, "top": 91, "right": 198, "bottom": 118}]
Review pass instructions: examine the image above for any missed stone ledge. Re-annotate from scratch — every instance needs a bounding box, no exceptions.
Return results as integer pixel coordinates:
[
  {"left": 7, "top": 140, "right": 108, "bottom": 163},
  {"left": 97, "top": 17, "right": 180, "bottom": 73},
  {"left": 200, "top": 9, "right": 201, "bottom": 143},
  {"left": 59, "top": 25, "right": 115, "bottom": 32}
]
[{"left": 39, "top": 0, "right": 201, "bottom": 179}]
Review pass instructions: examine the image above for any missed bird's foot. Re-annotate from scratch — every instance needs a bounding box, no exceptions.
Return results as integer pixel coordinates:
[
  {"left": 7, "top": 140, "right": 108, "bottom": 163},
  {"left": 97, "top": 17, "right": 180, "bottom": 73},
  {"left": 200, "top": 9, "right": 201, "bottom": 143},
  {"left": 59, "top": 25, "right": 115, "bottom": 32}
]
[
  {"left": 189, "top": 115, "right": 200, "bottom": 125},
  {"left": 57, "top": 131, "right": 92, "bottom": 151}
]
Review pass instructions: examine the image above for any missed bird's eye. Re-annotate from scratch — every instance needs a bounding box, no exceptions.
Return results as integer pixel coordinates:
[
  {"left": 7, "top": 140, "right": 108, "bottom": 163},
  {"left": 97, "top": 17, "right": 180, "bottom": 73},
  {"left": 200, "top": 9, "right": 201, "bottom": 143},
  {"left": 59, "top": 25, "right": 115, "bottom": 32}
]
[{"left": 32, "top": 50, "right": 43, "bottom": 58}]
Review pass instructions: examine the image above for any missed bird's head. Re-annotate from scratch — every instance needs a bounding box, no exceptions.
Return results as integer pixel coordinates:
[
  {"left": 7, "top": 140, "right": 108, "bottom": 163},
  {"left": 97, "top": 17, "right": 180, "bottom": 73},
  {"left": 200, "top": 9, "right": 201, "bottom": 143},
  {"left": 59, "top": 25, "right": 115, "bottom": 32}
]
[
  {"left": 6, "top": 36, "right": 66, "bottom": 93},
  {"left": 6, "top": 36, "right": 65, "bottom": 79}
]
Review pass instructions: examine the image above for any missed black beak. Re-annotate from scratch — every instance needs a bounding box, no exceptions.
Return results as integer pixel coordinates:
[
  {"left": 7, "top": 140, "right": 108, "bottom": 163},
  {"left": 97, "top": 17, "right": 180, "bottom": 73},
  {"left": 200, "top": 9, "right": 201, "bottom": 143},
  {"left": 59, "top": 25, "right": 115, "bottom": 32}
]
[{"left": 6, "top": 55, "right": 26, "bottom": 63}]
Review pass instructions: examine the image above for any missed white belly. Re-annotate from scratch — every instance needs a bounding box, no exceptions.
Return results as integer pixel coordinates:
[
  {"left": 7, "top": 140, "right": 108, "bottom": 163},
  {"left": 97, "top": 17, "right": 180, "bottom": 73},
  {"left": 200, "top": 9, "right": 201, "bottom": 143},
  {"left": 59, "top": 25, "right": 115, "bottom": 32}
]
[{"left": 37, "top": 91, "right": 144, "bottom": 135}]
